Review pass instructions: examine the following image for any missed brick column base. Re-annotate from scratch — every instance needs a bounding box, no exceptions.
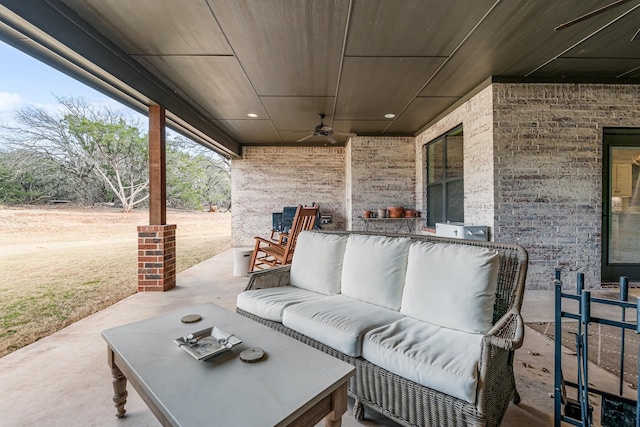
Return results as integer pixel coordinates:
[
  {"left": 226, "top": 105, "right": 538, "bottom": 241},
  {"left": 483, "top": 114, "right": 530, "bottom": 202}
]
[{"left": 137, "top": 224, "right": 176, "bottom": 292}]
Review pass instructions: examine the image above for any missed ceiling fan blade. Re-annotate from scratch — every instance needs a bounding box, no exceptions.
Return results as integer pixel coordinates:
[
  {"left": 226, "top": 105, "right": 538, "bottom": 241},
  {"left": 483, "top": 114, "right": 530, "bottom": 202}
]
[
  {"left": 324, "top": 134, "right": 338, "bottom": 144},
  {"left": 555, "top": 0, "right": 633, "bottom": 31},
  {"left": 296, "top": 134, "right": 315, "bottom": 142},
  {"left": 333, "top": 131, "right": 357, "bottom": 138}
]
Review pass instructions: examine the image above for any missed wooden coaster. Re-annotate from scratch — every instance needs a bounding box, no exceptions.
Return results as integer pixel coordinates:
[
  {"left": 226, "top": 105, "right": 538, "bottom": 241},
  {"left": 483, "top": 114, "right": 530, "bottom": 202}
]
[
  {"left": 180, "top": 314, "right": 202, "bottom": 323},
  {"left": 240, "top": 347, "right": 265, "bottom": 363}
]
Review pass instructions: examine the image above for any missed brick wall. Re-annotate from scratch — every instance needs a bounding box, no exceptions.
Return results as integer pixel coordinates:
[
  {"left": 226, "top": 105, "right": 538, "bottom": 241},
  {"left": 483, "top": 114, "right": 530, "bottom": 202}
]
[
  {"left": 415, "top": 83, "right": 640, "bottom": 289},
  {"left": 347, "top": 136, "right": 417, "bottom": 232},
  {"left": 492, "top": 83, "right": 640, "bottom": 289},
  {"left": 415, "top": 86, "right": 495, "bottom": 229},
  {"left": 231, "top": 138, "right": 416, "bottom": 244},
  {"left": 231, "top": 146, "right": 346, "bottom": 246},
  {"left": 231, "top": 84, "right": 640, "bottom": 289}
]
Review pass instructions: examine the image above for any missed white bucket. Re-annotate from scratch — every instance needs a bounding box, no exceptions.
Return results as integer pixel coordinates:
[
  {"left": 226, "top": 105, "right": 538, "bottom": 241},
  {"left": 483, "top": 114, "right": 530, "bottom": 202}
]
[{"left": 233, "top": 248, "right": 253, "bottom": 276}]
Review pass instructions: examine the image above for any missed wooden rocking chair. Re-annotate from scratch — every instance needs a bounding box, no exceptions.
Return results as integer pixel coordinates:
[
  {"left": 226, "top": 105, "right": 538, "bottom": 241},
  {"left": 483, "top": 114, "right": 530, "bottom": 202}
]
[{"left": 249, "top": 205, "right": 318, "bottom": 272}]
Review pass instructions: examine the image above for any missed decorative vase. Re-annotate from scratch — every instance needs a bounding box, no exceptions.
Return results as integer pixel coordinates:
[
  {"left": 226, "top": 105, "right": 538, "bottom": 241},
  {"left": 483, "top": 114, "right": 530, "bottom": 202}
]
[
  {"left": 378, "top": 208, "right": 387, "bottom": 218},
  {"left": 363, "top": 210, "right": 372, "bottom": 219}
]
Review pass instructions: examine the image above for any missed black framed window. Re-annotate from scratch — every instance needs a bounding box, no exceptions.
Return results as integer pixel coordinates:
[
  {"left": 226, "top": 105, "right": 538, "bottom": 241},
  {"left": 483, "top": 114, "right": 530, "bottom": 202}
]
[{"left": 424, "top": 126, "right": 464, "bottom": 227}]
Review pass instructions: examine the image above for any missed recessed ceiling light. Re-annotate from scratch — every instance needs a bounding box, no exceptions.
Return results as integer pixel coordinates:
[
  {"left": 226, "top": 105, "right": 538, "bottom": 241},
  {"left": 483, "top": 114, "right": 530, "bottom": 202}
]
[
  {"left": 247, "top": 113, "right": 258, "bottom": 118},
  {"left": 384, "top": 113, "right": 396, "bottom": 119}
]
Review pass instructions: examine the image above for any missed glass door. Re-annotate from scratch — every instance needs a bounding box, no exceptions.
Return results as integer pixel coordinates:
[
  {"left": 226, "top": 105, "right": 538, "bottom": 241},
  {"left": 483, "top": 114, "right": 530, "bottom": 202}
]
[{"left": 602, "top": 129, "right": 640, "bottom": 281}]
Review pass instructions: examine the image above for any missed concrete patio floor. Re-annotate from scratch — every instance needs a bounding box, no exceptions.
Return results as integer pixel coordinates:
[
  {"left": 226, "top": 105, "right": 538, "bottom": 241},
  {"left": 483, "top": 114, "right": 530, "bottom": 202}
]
[{"left": 0, "top": 248, "right": 636, "bottom": 426}]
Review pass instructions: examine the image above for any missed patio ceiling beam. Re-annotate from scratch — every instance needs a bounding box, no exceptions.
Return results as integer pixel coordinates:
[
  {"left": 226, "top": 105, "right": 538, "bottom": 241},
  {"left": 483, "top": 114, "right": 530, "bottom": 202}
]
[{"left": 0, "top": 0, "right": 242, "bottom": 157}]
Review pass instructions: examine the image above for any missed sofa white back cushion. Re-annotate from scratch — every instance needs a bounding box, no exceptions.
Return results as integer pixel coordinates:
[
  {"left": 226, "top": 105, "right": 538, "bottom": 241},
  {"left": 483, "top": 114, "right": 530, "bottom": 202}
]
[
  {"left": 290, "top": 232, "right": 348, "bottom": 295},
  {"left": 400, "top": 241, "right": 500, "bottom": 333},
  {"left": 341, "top": 234, "right": 411, "bottom": 310}
]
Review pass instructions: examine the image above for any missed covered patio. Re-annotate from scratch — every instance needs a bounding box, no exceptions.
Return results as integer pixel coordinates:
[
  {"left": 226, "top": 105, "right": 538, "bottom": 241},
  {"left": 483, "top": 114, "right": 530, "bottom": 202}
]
[
  {"left": 0, "top": 248, "right": 623, "bottom": 426},
  {"left": 2, "top": 1, "right": 640, "bottom": 425}
]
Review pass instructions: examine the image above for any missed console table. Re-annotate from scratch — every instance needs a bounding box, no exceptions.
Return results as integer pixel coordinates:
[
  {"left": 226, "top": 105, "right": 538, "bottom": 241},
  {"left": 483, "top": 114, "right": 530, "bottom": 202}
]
[
  {"left": 362, "top": 217, "right": 422, "bottom": 233},
  {"left": 102, "top": 303, "right": 354, "bottom": 426}
]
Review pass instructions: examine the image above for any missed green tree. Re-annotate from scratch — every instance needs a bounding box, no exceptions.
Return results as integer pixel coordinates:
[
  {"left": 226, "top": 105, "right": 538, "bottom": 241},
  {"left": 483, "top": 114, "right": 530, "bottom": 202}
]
[
  {"left": 0, "top": 148, "right": 77, "bottom": 203},
  {"left": 166, "top": 146, "right": 205, "bottom": 210},
  {"left": 201, "top": 154, "right": 231, "bottom": 210},
  {"left": 166, "top": 136, "right": 231, "bottom": 211}
]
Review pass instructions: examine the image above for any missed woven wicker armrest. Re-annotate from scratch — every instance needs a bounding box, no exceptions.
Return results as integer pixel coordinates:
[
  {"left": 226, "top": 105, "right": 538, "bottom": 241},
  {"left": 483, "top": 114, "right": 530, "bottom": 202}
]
[
  {"left": 245, "top": 265, "right": 291, "bottom": 291},
  {"left": 484, "top": 309, "right": 524, "bottom": 351}
]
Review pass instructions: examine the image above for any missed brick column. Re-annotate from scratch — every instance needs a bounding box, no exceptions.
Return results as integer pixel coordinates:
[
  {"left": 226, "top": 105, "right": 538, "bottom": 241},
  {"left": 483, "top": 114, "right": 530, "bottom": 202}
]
[{"left": 137, "top": 224, "right": 176, "bottom": 292}]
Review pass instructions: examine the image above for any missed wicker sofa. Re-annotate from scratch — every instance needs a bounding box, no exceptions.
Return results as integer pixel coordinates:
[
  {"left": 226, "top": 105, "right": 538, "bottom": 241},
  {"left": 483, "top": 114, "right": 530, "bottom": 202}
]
[{"left": 236, "top": 230, "right": 528, "bottom": 427}]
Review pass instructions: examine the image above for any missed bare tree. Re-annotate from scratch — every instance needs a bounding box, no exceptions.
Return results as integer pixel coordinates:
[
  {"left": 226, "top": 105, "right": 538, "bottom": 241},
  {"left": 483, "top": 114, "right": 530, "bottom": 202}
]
[{"left": 1, "top": 96, "right": 148, "bottom": 211}]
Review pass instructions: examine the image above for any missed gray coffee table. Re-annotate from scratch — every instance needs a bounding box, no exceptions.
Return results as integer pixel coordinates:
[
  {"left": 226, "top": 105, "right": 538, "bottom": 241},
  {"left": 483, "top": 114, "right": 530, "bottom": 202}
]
[{"left": 102, "top": 303, "right": 354, "bottom": 426}]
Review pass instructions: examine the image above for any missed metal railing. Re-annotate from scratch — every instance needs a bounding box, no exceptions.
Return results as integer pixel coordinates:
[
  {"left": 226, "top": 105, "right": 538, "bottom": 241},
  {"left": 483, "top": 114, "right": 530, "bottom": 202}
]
[{"left": 554, "top": 269, "right": 640, "bottom": 427}]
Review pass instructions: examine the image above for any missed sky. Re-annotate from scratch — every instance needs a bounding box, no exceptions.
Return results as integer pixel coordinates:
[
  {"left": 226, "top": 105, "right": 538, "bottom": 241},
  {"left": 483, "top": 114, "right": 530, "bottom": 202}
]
[
  {"left": 0, "top": 40, "right": 141, "bottom": 127},
  {"left": 0, "top": 40, "right": 211, "bottom": 155}
]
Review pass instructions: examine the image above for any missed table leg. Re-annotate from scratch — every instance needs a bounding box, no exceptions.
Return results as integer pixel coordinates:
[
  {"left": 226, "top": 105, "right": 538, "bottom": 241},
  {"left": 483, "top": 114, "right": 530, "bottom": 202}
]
[
  {"left": 108, "top": 348, "right": 128, "bottom": 418},
  {"left": 323, "top": 382, "right": 348, "bottom": 427}
]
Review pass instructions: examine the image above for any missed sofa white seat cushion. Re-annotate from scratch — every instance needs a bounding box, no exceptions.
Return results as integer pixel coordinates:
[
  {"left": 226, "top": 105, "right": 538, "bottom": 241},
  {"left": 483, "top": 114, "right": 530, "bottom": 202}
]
[
  {"left": 340, "top": 234, "right": 411, "bottom": 310},
  {"left": 290, "top": 232, "right": 348, "bottom": 295},
  {"left": 236, "top": 286, "right": 327, "bottom": 322},
  {"left": 362, "top": 317, "right": 484, "bottom": 404},
  {"left": 282, "top": 294, "right": 405, "bottom": 357},
  {"left": 401, "top": 241, "right": 500, "bottom": 334}
]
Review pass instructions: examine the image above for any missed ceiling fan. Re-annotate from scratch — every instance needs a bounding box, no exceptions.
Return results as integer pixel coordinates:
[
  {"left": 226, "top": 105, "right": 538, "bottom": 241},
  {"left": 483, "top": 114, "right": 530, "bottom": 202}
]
[
  {"left": 554, "top": 0, "right": 640, "bottom": 41},
  {"left": 296, "top": 114, "right": 357, "bottom": 144}
]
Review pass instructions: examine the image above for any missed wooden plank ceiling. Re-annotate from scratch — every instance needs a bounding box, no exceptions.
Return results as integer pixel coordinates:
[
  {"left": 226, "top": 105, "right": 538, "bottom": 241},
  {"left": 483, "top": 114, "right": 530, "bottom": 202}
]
[{"left": 2, "top": 0, "right": 640, "bottom": 155}]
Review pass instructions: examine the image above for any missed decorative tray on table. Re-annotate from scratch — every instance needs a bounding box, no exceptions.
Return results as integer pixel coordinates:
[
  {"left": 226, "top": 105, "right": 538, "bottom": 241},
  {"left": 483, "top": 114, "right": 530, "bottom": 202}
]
[{"left": 173, "top": 326, "right": 242, "bottom": 361}]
